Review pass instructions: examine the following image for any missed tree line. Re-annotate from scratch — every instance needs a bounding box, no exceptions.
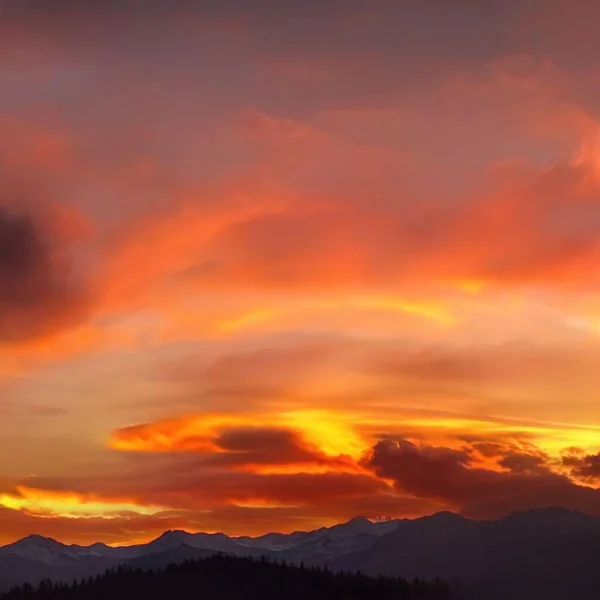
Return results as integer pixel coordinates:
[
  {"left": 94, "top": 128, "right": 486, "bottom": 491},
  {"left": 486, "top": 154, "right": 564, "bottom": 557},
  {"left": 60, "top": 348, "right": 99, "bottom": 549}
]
[{"left": 0, "top": 554, "right": 453, "bottom": 600}]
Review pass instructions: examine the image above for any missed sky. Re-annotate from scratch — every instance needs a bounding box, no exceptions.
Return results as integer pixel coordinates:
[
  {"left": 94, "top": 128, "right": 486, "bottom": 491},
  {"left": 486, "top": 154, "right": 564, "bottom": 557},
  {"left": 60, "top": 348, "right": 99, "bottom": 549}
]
[{"left": 2, "top": 0, "right": 600, "bottom": 545}]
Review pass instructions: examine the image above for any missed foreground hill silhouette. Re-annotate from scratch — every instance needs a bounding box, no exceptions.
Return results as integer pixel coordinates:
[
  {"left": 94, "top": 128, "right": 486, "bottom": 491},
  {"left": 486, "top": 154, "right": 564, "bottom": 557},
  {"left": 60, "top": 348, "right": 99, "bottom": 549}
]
[{"left": 0, "top": 555, "right": 452, "bottom": 600}]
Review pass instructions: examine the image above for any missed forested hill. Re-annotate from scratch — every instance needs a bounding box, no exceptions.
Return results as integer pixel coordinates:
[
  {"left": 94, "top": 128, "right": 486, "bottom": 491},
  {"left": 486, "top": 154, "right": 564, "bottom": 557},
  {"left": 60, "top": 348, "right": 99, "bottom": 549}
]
[{"left": 0, "top": 554, "right": 453, "bottom": 600}]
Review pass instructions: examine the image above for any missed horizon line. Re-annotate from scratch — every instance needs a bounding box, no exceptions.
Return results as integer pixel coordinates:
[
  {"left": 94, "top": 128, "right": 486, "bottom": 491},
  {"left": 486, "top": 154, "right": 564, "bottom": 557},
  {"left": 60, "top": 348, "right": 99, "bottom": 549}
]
[{"left": 2, "top": 506, "right": 590, "bottom": 549}]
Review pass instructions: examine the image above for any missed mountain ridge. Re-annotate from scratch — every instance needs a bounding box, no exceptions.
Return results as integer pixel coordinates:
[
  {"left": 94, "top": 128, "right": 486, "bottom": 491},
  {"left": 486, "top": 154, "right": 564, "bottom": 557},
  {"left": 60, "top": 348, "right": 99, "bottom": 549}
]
[
  {"left": 2, "top": 507, "right": 600, "bottom": 599},
  {"left": 4, "top": 506, "right": 588, "bottom": 550}
]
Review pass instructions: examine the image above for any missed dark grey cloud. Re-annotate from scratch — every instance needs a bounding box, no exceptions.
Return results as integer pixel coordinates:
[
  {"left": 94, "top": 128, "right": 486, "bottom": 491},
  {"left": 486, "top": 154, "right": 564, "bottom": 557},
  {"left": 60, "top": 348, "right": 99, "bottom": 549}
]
[
  {"left": 0, "top": 0, "right": 557, "bottom": 66},
  {"left": 209, "top": 426, "right": 355, "bottom": 469},
  {"left": 564, "top": 452, "right": 600, "bottom": 481},
  {"left": 497, "top": 452, "right": 549, "bottom": 475},
  {"left": 0, "top": 204, "right": 89, "bottom": 342},
  {"left": 366, "top": 439, "right": 600, "bottom": 518}
]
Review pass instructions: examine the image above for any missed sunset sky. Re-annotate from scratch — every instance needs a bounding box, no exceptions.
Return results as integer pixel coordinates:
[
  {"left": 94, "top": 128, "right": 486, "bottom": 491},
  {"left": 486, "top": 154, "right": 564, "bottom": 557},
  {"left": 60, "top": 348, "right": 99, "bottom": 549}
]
[{"left": 3, "top": 0, "right": 600, "bottom": 546}]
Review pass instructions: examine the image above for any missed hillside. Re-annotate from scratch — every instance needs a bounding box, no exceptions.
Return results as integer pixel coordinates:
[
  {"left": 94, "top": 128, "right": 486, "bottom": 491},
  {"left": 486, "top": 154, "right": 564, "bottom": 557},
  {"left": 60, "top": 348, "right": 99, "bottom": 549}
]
[{"left": 0, "top": 555, "right": 452, "bottom": 600}]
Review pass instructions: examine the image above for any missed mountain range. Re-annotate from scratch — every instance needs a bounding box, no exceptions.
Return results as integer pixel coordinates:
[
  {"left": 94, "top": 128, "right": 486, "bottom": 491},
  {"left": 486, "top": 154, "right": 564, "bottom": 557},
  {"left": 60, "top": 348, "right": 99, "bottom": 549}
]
[{"left": 2, "top": 508, "right": 600, "bottom": 598}]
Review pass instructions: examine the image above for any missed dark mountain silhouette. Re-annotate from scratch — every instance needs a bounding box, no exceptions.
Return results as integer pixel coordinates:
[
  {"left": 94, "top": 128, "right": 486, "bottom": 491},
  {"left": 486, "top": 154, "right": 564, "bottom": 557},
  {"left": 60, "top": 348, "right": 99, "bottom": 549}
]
[
  {"left": 0, "top": 554, "right": 451, "bottom": 600},
  {"left": 3, "top": 508, "right": 600, "bottom": 598},
  {"left": 0, "top": 553, "right": 122, "bottom": 595},
  {"left": 126, "top": 544, "right": 228, "bottom": 571},
  {"left": 328, "top": 508, "right": 600, "bottom": 599},
  {"left": 108, "top": 529, "right": 265, "bottom": 560}
]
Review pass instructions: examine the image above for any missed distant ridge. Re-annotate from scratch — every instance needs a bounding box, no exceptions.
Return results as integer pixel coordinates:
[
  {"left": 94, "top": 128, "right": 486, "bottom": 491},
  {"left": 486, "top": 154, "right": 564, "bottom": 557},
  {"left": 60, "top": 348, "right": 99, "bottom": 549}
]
[{"left": 8, "top": 507, "right": 593, "bottom": 550}]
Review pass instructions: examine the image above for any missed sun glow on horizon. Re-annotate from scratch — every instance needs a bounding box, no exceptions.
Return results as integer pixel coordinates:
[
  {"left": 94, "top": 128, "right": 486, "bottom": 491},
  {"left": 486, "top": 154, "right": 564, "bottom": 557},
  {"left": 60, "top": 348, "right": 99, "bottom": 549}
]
[{"left": 0, "top": 486, "right": 168, "bottom": 519}]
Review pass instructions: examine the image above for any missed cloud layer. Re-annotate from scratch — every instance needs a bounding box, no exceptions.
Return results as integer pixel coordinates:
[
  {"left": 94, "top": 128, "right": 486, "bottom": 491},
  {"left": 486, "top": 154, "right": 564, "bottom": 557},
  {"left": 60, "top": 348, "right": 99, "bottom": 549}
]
[{"left": 2, "top": 0, "right": 600, "bottom": 545}]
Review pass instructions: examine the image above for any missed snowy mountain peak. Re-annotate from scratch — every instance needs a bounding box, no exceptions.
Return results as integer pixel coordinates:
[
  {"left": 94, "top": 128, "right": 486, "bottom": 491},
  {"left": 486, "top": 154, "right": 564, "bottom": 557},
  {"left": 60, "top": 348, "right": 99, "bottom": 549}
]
[
  {"left": 158, "top": 530, "right": 189, "bottom": 540},
  {"left": 0, "top": 535, "right": 78, "bottom": 567},
  {"left": 334, "top": 517, "right": 373, "bottom": 534},
  {"left": 418, "top": 511, "right": 466, "bottom": 524},
  {"left": 9, "top": 535, "right": 62, "bottom": 549},
  {"left": 329, "top": 516, "right": 397, "bottom": 539},
  {"left": 346, "top": 516, "right": 371, "bottom": 525}
]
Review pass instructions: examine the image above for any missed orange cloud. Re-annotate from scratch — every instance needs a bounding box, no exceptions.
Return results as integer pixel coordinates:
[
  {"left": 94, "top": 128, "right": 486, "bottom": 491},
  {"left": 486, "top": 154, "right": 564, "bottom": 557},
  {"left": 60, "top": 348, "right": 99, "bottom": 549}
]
[
  {"left": 110, "top": 412, "right": 367, "bottom": 467},
  {"left": 0, "top": 486, "right": 167, "bottom": 519},
  {"left": 91, "top": 121, "right": 600, "bottom": 323},
  {"left": 4, "top": 429, "right": 600, "bottom": 546},
  {"left": 217, "top": 308, "right": 280, "bottom": 333}
]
